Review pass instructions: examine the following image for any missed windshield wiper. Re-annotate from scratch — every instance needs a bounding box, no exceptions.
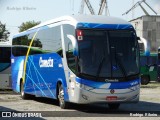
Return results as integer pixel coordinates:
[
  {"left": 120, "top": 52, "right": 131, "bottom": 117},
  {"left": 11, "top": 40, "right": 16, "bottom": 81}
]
[
  {"left": 96, "top": 55, "right": 105, "bottom": 80},
  {"left": 114, "top": 51, "right": 127, "bottom": 81}
]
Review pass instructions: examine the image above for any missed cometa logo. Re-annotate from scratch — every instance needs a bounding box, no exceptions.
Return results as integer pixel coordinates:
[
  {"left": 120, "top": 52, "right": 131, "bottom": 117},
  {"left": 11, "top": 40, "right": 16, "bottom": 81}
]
[{"left": 39, "top": 57, "right": 54, "bottom": 68}]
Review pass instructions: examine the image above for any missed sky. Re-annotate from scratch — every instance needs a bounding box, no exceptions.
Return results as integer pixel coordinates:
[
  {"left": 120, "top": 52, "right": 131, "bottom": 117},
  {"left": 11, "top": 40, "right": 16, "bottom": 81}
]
[{"left": 0, "top": 0, "right": 160, "bottom": 41}]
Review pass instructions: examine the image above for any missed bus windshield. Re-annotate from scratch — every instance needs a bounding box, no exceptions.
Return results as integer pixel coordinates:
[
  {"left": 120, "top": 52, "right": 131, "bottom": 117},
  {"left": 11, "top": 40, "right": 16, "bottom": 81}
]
[
  {"left": 0, "top": 47, "right": 11, "bottom": 72},
  {"left": 78, "top": 30, "right": 139, "bottom": 80}
]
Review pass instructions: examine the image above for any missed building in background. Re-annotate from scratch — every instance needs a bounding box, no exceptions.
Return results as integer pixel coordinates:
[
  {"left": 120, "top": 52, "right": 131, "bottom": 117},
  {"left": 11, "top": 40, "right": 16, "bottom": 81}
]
[{"left": 130, "top": 15, "right": 160, "bottom": 52}]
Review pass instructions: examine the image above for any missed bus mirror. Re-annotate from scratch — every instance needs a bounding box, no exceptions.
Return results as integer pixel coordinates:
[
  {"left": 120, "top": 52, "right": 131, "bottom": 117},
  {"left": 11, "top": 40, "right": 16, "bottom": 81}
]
[{"left": 67, "top": 34, "right": 79, "bottom": 56}]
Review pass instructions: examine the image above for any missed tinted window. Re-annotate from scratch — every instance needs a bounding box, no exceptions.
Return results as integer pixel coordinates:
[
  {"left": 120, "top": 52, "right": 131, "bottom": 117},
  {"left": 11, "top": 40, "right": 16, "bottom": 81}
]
[
  {"left": 140, "top": 56, "right": 147, "bottom": 66},
  {"left": 148, "top": 56, "right": 157, "bottom": 65},
  {"left": 0, "top": 47, "right": 11, "bottom": 72},
  {"left": 0, "top": 47, "right": 11, "bottom": 63},
  {"left": 35, "top": 26, "right": 62, "bottom": 52},
  {"left": 78, "top": 30, "right": 139, "bottom": 78},
  {"left": 12, "top": 25, "right": 62, "bottom": 56}
]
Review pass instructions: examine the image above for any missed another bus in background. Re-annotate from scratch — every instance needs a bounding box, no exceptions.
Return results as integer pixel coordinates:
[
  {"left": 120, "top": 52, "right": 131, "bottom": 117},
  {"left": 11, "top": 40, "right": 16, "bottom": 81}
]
[
  {"left": 0, "top": 42, "right": 12, "bottom": 89},
  {"left": 139, "top": 37, "right": 158, "bottom": 85},
  {"left": 140, "top": 53, "right": 158, "bottom": 85}
]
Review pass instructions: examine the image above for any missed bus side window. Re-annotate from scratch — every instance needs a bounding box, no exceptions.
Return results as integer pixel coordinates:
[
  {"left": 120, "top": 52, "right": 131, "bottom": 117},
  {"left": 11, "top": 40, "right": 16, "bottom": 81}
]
[{"left": 67, "top": 42, "right": 76, "bottom": 73}]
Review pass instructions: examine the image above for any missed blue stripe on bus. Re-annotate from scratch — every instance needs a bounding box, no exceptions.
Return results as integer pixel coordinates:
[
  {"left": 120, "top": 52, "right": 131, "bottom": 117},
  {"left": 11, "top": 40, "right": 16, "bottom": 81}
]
[
  {"left": 76, "top": 77, "right": 140, "bottom": 89},
  {"left": 76, "top": 23, "right": 133, "bottom": 29}
]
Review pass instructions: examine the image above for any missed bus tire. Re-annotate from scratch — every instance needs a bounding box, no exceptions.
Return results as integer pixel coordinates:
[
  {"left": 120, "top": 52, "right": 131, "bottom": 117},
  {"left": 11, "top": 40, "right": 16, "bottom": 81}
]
[
  {"left": 20, "top": 80, "right": 30, "bottom": 99},
  {"left": 108, "top": 103, "right": 120, "bottom": 110},
  {"left": 141, "top": 75, "right": 150, "bottom": 85},
  {"left": 58, "top": 84, "right": 69, "bottom": 109}
]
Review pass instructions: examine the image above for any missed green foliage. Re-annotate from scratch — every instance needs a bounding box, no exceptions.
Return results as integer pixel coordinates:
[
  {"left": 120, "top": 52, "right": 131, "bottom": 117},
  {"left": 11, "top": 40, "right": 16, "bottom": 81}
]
[
  {"left": 18, "top": 21, "right": 41, "bottom": 32},
  {"left": 0, "top": 22, "right": 10, "bottom": 42}
]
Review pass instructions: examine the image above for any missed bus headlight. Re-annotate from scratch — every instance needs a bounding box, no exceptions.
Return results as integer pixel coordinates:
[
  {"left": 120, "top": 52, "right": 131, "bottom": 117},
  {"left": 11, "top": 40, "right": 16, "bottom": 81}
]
[
  {"left": 130, "top": 84, "right": 140, "bottom": 91},
  {"left": 75, "top": 82, "right": 94, "bottom": 91}
]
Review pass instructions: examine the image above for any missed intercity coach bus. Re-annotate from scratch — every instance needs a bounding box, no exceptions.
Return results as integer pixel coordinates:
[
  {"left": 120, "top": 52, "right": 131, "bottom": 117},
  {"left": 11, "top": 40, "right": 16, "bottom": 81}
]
[
  {"left": 12, "top": 15, "right": 140, "bottom": 109},
  {"left": 0, "top": 42, "right": 12, "bottom": 89}
]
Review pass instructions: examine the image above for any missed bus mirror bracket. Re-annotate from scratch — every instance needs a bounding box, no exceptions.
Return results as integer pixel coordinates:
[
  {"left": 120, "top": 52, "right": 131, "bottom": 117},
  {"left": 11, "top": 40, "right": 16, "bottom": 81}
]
[{"left": 67, "top": 34, "right": 79, "bottom": 56}]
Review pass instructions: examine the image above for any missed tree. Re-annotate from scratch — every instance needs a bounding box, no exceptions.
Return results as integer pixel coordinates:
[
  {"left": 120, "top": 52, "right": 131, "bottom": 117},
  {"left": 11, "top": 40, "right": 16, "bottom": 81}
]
[
  {"left": 0, "top": 22, "right": 10, "bottom": 42},
  {"left": 18, "top": 21, "right": 41, "bottom": 32}
]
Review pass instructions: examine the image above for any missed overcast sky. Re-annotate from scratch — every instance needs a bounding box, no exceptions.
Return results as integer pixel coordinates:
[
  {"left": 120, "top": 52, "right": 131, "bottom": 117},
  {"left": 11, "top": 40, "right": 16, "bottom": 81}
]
[{"left": 0, "top": 0, "right": 160, "bottom": 41}]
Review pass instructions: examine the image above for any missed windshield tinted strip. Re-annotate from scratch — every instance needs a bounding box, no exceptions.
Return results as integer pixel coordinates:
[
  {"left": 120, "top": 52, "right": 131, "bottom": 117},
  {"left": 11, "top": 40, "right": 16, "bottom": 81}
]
[{"left": 77, "top": 23, "right": 133, "bottom": 29}]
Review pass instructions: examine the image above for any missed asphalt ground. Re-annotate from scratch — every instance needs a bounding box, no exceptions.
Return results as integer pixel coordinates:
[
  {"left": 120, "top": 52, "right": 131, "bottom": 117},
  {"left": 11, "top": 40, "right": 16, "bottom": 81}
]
[{"left": 0, "top": 82, "right": 160, "bottom": 119}]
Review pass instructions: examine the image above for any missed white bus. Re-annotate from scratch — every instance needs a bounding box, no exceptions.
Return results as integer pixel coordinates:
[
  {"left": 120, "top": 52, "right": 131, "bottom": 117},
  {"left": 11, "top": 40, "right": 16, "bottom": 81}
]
[
  {"left": 0, "top": 42, "right": 12, "bottom": 89},
  {"left": 12, "top": 15, "right": 140, "bottom": 109}
]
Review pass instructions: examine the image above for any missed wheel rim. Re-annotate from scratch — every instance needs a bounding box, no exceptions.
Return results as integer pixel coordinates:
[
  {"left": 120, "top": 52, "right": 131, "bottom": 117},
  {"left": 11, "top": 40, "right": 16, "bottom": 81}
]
[{"left": 59, "top": 86, "right": 64, "bottom": 106}]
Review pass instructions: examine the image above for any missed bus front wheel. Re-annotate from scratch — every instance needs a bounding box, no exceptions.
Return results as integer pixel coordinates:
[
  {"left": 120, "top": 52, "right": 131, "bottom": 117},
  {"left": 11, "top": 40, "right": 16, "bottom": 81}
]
[
  {"left": 108, "top": 103, "right": 120, "bottom": 110},
  {"left": 58, "top": 84, "right": 69, "bottom": 109}
]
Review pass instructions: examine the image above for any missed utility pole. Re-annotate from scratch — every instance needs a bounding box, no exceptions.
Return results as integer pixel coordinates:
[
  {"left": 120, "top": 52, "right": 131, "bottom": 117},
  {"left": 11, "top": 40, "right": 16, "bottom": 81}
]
[
  {"left": 79, "top": 0, "right": 95, "bottom": 15},
  {"left": 79, "top": 0, "right": 110, "bottom": 16},
  {"left": 105, "top": 0, "right": 110, "bottom": 16},
  {"left": 98, "top": 0, "right": 110, "bottom": 16},
  {"left": 79, "top": 0, "right": 85, "bottom": 14},
  {"left": 122, "top": 0, "right": 157, "bottom": 16}
]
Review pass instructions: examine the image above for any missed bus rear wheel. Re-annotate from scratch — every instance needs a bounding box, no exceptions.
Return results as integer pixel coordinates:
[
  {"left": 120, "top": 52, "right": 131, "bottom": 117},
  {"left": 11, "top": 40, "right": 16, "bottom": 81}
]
[
  {"left": 20, "top": 81, "right": 30, "bottom": 99},
  {"left": 58, "top": 84, "right": 69, "bottom": 109},
  {"left": 108, "top": 103, "right": 120, "bottom": 110},
  {"left": 141, "top": 75, "right": 150, "bottom": 85}
]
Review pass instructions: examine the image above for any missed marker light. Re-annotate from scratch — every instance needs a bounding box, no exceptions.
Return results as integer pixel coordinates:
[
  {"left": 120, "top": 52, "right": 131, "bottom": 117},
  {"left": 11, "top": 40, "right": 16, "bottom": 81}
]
[{"left": 76, "top": 30, "right": 83, "bottom": 41}]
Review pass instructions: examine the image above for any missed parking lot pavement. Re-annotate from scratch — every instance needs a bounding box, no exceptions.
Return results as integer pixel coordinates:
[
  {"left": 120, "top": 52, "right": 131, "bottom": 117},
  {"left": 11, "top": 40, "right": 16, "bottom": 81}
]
[{"left": 0, "top": 83, "right": 160, "bottom": 119}]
